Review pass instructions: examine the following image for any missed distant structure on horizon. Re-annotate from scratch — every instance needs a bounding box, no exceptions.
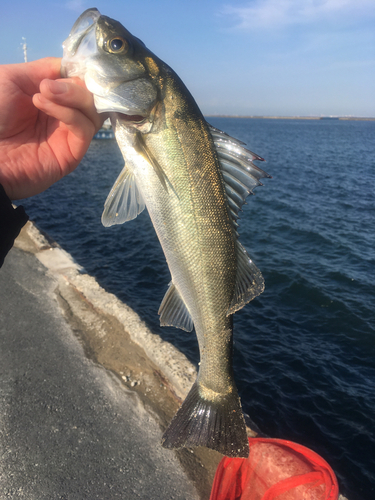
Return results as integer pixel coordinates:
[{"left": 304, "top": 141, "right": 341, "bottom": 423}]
[
  {"left": 205, "top": 114, "right": 374, "bottom": 121},
  {"left": 22, "top": 38, "right": 27, "bottom": 63}
]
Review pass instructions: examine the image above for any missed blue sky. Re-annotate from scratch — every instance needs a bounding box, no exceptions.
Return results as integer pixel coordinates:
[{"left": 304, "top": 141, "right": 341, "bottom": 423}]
[{"left": 1, "top": 0, "right": 374, "bottom": 117}]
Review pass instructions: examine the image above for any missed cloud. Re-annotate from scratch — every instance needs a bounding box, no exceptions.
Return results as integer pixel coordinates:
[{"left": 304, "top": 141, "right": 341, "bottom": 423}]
[
  {"left": 221, "top": 0, "right": 374, "bottom": 30},
  {"left": 65, "top": 0, "right": 87, "bottom": 13}
]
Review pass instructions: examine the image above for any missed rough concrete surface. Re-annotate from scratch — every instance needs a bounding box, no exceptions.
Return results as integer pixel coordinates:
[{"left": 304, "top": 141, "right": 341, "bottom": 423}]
[{"left": 0, "top": 221, "right": 222, "bottom": 500}]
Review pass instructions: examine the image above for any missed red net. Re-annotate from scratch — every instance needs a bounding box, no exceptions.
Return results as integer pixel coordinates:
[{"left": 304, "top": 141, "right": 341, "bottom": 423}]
[{"left": 210, "top": 438, "right": 339, "bottom": 500}]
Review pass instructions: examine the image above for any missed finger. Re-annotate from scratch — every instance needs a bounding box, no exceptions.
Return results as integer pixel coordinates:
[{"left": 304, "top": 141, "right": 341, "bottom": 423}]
[
  {"left": 38, "top": 78, "right": 105, "bottom": 132},
  {"left": 17, "top": 58, "right": 62, "bottom": 93},
  {"left": 29, "top": 57, "right": 62, "bottom": 83},
  {"left": 32, "top": 93, "right": 97, "bottom": 144}
]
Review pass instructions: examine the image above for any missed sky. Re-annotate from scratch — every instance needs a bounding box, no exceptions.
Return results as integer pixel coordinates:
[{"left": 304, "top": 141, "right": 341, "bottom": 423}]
[{"left": 1, "top": 0, "right": 374, "bottom": 117}]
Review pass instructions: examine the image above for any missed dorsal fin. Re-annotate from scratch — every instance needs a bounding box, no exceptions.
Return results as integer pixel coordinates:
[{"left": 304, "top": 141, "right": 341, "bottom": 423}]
[
  {"left": 209, "top": 125, "right": 271, "bottom": 231},
  {"left": 208, "top": 125, "right": 269, "bottom": 312},
  {"left": 227, "top": 242, "right": 265, "bottom": 315}
]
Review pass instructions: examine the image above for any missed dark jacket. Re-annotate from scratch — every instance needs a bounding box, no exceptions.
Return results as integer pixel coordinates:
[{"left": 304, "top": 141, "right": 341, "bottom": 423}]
[{"left": 0, "top": 184, "right": 29, "bottom": 267}]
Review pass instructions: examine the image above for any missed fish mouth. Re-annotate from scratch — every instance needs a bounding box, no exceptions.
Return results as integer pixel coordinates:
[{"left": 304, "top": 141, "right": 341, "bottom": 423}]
[
  {"left": 117, "top": 113, "right": 147, "bottom": 124},
  {"left": 62, "top": 8, "right": 101, "bottom": 58},
  {"left": 61, "top": 9, "right": 100, "bottom": 80}
]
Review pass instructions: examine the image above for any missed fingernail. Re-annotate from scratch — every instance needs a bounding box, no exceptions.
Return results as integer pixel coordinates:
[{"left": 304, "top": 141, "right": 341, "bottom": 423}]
[{"left": 48, "top": 80, "right": 68, "bottom": 94}]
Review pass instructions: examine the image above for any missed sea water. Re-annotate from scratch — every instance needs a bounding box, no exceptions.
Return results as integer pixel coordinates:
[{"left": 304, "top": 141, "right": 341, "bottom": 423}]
[{"left": 20, "top": 118, "right": 375, "bottom": 500}]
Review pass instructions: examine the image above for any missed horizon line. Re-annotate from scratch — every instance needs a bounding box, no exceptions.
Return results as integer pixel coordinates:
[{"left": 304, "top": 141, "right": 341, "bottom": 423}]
[{"left": 204, "top": 115, "right": 375, "bottom": 121}]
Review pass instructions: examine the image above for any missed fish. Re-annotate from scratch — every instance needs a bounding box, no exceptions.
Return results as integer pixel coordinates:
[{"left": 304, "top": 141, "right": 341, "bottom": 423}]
[{"left": 61, "top": 8, "right": 270, "bottom": 458}]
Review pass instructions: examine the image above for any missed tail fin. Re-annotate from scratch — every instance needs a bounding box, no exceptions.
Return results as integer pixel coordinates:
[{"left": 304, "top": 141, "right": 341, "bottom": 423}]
[{"left": 161, "top": 381, "right": 249, "bottom": 458}]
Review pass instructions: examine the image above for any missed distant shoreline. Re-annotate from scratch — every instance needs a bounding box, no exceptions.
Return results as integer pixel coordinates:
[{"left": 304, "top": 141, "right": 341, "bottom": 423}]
[{"left": 205, "top": 115, "right": 375, "bottom": 121}]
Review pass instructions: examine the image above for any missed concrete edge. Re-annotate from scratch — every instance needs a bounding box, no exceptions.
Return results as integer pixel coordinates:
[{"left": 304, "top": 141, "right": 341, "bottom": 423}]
[{"left": 19, "top": 220, "right": 197, "bottom": 401}]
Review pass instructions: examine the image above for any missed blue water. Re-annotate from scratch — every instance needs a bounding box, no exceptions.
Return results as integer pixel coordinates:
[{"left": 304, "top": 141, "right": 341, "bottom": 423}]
[{"left": 20, "top": 118, "right": 374, "bottom": 500}]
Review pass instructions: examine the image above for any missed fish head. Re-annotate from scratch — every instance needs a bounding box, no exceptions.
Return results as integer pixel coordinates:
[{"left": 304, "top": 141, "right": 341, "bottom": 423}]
[{"left": 61, "top": 8, "right": 159, "bottom": 121}]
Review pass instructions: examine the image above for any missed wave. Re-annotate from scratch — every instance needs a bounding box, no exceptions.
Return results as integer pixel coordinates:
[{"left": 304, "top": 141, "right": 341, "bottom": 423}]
[{"left": 19, "top": 118, "right": 375, "bottom": 500}]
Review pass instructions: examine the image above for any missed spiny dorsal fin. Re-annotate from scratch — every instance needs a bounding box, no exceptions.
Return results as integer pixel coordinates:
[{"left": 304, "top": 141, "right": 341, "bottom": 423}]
[
  {"left": 209, "top": 124, "right": 271, "bottom": 231},
  {"left": 101, "top": 167, "right": 145, "bottom": 227},
  {"left": 158, "top": 282, "right": 194, "bottom": 332}
]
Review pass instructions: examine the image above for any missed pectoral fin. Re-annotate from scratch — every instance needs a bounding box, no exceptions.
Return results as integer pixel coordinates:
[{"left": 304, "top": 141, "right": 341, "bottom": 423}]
[
  {"left": 101, "top": 166, "right": 145, "bottom": 227},
  {"left": 158, "top": 282, "right": 193, "bottom": 332}
]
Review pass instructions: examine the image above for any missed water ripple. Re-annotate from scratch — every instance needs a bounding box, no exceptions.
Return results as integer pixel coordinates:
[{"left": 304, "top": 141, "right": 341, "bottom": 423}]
[{"left": 20, "top": 118, "right": 375, "bottom": 500}]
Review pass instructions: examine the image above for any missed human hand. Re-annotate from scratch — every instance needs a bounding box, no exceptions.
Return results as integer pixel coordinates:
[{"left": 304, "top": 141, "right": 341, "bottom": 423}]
[{"left": 0, "top": 57, "right": 105, "bottom": 200}]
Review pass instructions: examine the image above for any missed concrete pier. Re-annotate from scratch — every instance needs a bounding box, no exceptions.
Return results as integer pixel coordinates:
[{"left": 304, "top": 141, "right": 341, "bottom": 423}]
[
  {"left": 0, "top": 221, "right": 221, "bottom": 500},
  {"left": 0, "top": 221, "right": 349, "bottom": 500}
]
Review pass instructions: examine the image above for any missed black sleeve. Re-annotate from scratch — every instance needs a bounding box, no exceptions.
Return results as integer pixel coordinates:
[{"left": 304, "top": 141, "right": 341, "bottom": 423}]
[{"left": 0, "top": 184, "right": 29, "bottom": 268}]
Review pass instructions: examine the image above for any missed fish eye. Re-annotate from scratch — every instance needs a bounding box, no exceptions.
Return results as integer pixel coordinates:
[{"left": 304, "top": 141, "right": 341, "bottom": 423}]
[{"left": 106, "top": 37, "right": 128, "bottom": 54}]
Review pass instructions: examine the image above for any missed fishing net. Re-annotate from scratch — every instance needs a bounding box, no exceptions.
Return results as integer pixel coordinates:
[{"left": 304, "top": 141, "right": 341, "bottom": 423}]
[{"left": 210, "top": 438, "right": 339, "bottom": 500}]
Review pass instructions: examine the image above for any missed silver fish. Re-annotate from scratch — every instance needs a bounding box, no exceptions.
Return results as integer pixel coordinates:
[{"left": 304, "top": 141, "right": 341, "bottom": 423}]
[{"left": 62, "top": 8, "right": 270, "bottom": 458}]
